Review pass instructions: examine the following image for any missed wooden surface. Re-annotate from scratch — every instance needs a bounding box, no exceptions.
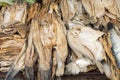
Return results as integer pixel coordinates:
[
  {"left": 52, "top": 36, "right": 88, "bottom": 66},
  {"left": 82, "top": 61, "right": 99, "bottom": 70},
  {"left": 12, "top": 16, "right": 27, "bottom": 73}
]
[{"left": 0, "top": 70, "right": 109, "bottom": 80}]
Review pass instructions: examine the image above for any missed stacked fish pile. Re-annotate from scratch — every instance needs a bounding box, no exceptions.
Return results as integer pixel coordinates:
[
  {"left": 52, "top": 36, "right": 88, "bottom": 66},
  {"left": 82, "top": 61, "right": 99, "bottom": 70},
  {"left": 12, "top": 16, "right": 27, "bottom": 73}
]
[
  {"left": 0, "top": 3, "right": 27, "bottom": 73},
  {"left": 0, "top": 0, "right": 120, "bottom": 80}
]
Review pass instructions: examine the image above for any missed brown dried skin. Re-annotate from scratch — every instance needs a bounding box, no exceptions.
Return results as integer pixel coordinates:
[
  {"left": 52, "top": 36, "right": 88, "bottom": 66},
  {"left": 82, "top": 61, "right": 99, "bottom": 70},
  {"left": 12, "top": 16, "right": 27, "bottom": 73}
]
[
  {"left": 0, "top": 34, "right": 25, "bottom": 72},
  {"left": 36, "top": 3, "right": 68, "bottom": 78},
  {"left": 54, "top": 17, "right": 68, "bottom": 76},
  {"left": 40, "top": 19, "right": 57, "bottom": 48},
  {"left": 16, "top": 24, "right": 27, "bottom": 38},
  {"left": 102, "top": 0, "right": 119, "bottom": 19},
  {"left": 0, "top": 39, "right": 24, "bottom": 49},
  {"left": 27, "top": 3, "right": 40, "bottom": 22},
  {"left": 49, "top": 2, "right": 59, "bottom": 14},
  {"left": 1, "top": 3, "right": 27, "bottom": 25},
  {"left": 60, "top": 0, "right": 69, "bottom": 22},
  {"left": 81, "top": 0, "right": 120, "bottom": 27},
  {"left": 42, "top": 0, "right": 52, "bottom": 5},
  {"left": 0, "top": 3, "right": 27, "bottom": 36},
  {"left": 102, "top": 34, "right": 117, "bottom": 67},
  {"left": 48, "top": 5, "right": 68, "bottom": 76},
  {"left": 39, "top": 24, "right": 55, "bottom": 79},
  {"left": 0, "top": 34, "right": 23, "bottom": 40},
  {"left": 110, "top": 19, "right": 120, "bottom": 32},
  {"left": 5, "top": 43, "right": 26, "bottom": 80},
  {"left": 52, "top": 49, "right": 57, "bottom": 77},
  {"left": 25, "top": 25, "right": 34, "bottom": 67},
  {"left": 25, "top": 24, "right": 37, "bottom": 80},
  {"left": 32, "top": 19, "right": 47, "bottom": 70},
  {"left": 60, "top": 0, "right": 83, "bottom": 22},
  {"left": 32, "top": 19, "right": 52, "bottom": 80},
  {"left": 0, "top": 53, "right": 17, "bottom": 61},
  {"left": 37, "top": 5, "right": 57, "bottom": 79},
  {"left": 82, "top": 0, "right": 105, "bottom": 19},
  {"left": 32, "top": 19, "right": 50, "bottom": 80}
]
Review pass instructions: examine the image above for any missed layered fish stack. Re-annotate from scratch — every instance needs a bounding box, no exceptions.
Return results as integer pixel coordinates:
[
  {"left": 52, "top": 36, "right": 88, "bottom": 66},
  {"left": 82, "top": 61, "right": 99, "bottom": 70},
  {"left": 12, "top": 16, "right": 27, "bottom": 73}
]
[
  {"left": 0, "top": 0, "right": 120, "bottom": 80},
  {"left": 61, "top": 0, "right": 120, "bottom": 80},
  {"left": 0, "top": 3, "right": 27, "bottom": 72}
]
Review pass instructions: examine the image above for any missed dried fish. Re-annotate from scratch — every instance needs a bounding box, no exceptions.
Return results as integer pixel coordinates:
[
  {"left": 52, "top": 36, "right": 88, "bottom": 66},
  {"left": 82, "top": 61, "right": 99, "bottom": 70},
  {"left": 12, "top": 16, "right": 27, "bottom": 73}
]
[
  {"left": 67, "top": 22, "right": 107, "bottom": 73},
  {"left": 0, "top": 3, "right": 27, "bottom": 36},
  {"left": 108, "top": 22, "right": 120, "bottom": 68},
  {"left": 55, "top": 17, "right": 68, "bottom": 76},
  {"left": 32, "top": 19, "right": 49, "bottom": 80},
  {"left": 65, "top": 51, "right": 96, "bottom": 75},
  {"left": 25, "top": 24, "right": 36, "bottom": 80},
  {"left": 1, "top": 0, "right": 120, "bottom": 80},
  {"left": 82, "top": 0, "right": 105, "bottom": 19},
  {"left": 5, "top": 43, "right": 26, "bottom": 80}
]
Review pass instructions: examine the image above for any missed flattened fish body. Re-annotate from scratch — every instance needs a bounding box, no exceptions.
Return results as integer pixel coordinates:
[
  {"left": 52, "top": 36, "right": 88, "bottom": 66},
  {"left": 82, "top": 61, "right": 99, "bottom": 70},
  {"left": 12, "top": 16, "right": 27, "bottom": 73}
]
[{"left": 109, "top": 28, "right": 120, "bottom": 68}]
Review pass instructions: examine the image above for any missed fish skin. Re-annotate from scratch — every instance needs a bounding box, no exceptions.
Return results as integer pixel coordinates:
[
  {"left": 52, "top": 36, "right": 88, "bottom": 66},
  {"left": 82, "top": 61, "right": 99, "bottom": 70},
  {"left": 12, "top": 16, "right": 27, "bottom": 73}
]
[
  {"left": 109, "top": 25, "right": 120, "bottom": 68},
  {"left": 32, "top": 19, "right": 47, "bottom": 70},
  {"left": 55, "top": 18, "right": 68, "bottom": 76},
  {"left": 67, "top": 26, "right": 94, "bottom": 60},
  {"left": 5, "top": 43, "right": 26, "bottom": 80},
  {"left": 65, "top": 51, "right": 96, "bottom": 75},
  {"left": 102, "top": 34, "right": 117, "bottom": 67},
  {"left": 32, "top": 19, "right": 53, "bottom": 80},
  {"left": 0, "top": 3, "right": 27, "bottom": 36},
  {"left": 60, "top": 0, "right": 69, "bottom": 22},
  {"left": 82, "top": 0, "right": 105, "bottom": 18},
  {"left": 67, "top": 23, "right": 107, "bottom": 73},
  {"left": 24, "top": 23, "right": 36, "bottom": 80}
]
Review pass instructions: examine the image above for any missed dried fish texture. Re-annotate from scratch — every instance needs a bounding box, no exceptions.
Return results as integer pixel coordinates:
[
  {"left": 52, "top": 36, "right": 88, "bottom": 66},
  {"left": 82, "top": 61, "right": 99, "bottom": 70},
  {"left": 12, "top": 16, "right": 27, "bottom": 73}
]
[
  {"left": 67, "top": 22, "right": 107, "bottom": 73},
  {"left": 32, "top": 19, "right": 51, "bottom": 80},
  {"left": 60, "top": 0, "right": 83, "bottom": 22},
  {"left": 102, "top": 0, "right": 120, "bottom": 19},
  {"left": 25, "top": 24, "right": 37, "bottom": 80},
  {"left": 1, "top": 3, "right": 27, "bottom": 25},
  {"left": 77, "top": 27, "right": 105, "bottom": 61},
  {"left": 60, "top": 0, "right": 68, "bottom": 22},
  {"left": 37, "top": 3, "right": 68, "bottom": 77},
  {"left": 82, "top": 0, "right": 105, "bottom": 18},
  {"left": 32, "top": 19, "right": 47, "bottom": 70},
  {"left": 0, "top": 3, "right": 27, "bottom": 35},
  {"left": 27, "top": 3, "right": 40, "bottom": 22},
  {"left": 108, "top": 23, "right": 120, "bottom": 68},
  {"left": 0, "top": 35, "right": 25, "bottom": 72},
  {"left": 102, "top": 58, "right": 120, "bottom": 80},
  {"left": 5, "top": 43, "right": 26, "bottom": 80},
  {"left": 102, "top": 33, "right": 117, "bottom": 67},
  {"left": 54, "top": 17, "right": 68, "bottom": 76},
  {"left": 65, "top": 51, "right": 96, "bottom": 75}
]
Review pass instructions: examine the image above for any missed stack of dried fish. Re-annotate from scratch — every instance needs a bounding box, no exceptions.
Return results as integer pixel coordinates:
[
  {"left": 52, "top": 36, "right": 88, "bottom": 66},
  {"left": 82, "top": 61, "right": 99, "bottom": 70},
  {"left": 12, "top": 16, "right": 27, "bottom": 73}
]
[
  {"left": 0, "top": 0, "right": 120, "bottom": 80},
  {"left": 61, "top": 0, "right": 120, "bottom": 80},
  {"left": 0, "top": 3, "right": 27, "bottom": 73},
  {"left": 4, "top": 2, "right": 68, "bottom": 80}
]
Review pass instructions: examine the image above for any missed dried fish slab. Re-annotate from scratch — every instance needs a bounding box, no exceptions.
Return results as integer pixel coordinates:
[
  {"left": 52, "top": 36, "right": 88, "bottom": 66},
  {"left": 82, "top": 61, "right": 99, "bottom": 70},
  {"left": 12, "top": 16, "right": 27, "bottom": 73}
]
[
  {"left": 108, "top": 23, "right": 120, "bottom": 68},
  {"left": 0, "top": 3, "right": 27, "bottom": 35},
  {"left": 5, "top": 43, "right": 26, "bottom": 80},
  {"left": 25, "top": 25, "right": 36, "bottom": 80},
  {"left": 82, "top": 0, "right": 105, "bottom": 18},
  {"left": 0, "top": 34, "right": 25, "bottom": 73}
]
